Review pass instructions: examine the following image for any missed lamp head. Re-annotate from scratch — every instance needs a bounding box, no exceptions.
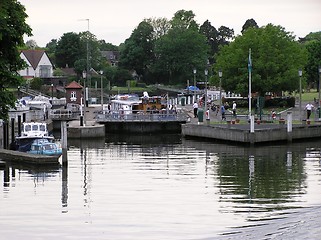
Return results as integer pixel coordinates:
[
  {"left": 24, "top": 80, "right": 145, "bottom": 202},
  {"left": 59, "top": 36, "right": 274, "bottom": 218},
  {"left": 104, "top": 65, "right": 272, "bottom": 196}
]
[
  {"left": 205, "top": 69, "right": 208, "bottom": 76},
  {"left": 218, "top": 69, "right": 222, "bottom": 78},
  {"left": 298, "top": 69, "right": 302, "bottom": 77}
]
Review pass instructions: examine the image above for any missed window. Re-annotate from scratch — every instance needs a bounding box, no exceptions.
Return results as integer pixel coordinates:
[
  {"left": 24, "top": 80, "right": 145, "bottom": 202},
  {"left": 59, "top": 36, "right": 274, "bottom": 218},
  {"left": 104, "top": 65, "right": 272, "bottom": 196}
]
[{"left": 70, "top": 91, "right": 77, "bottom": 101}]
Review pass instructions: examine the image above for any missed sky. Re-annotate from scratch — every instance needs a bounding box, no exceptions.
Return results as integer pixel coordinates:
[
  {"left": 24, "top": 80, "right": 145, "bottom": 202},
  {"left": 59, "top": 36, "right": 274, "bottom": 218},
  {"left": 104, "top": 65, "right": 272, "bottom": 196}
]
[{"left": 19, "top": 0, "right": 321, "bottom": 47}]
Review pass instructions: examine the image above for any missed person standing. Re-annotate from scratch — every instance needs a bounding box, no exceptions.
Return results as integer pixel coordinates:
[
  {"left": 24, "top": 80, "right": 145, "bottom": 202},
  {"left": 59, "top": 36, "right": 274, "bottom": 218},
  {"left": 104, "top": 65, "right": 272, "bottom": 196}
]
[
  {"left": 305, "top": 102, "right": 314, "bottom": 119},
  {"left": 232, "top": 101, "right": 237, "bottom": 118},
  {"left": 221, "top": 104, "right": 226, "bottom": 121},
  {"left": 193, "top": 101, "right": 198, "bottom": 118}
]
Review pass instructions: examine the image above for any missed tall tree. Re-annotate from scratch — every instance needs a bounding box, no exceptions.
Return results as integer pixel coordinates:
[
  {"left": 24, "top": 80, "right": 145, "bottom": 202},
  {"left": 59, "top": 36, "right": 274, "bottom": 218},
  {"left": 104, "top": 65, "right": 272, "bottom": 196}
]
[
  {"left": 145, "top": 17, "right": 171, "bottom": 40},
  {"left": 215, "top": 24, "right": 307, "bottom": 95},
  {"left": 153, "top": 10, "right": 208, "bottom": 84},
  {"left": 119, "top": 21, "right": 155, "bottom": 82},
  {"left": 241, "top": 18, "right": 259, "bottom": 34},
  {"left": 55, "top": 32, "right": 83, "bottom": 68},
  {"left": 0, "top": 0, "right": 32, "bottom": 120},
  {"left": 199, "top": 20, "right": 219, "bottom": 64}
]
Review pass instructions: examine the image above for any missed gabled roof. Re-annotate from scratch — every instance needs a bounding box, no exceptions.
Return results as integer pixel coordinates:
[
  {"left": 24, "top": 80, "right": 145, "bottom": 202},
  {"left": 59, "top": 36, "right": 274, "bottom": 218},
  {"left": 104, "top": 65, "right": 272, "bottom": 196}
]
[
  {"left": 21, "top": 49, "right": 45, "bottom": 70},
  {"left": 65, "top": 81, "right": 83, "bottom": 89}
]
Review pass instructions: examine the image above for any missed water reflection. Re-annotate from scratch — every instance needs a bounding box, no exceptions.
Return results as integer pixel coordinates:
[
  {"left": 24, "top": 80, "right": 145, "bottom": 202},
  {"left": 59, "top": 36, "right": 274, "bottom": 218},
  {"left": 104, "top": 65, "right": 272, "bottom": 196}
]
[{"left": 0, "top": 134, "right": 320, "bottom": 239}]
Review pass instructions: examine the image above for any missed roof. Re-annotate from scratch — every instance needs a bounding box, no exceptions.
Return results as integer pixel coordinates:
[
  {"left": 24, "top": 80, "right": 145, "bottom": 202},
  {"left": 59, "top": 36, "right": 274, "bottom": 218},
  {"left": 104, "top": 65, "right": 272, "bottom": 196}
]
[
  {"left": 65, "top": 81, "right": 83, "bottom": 89},
  {"left": 61, "top": 67, "right": 76, "bottom": 76},
  {"left": 21, "top": 49, "right": 45, "bottom": 70}
]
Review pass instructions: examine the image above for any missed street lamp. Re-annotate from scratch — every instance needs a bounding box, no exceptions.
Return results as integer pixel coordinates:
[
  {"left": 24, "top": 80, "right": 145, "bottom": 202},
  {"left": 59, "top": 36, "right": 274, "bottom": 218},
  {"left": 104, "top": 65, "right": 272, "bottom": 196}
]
[
  {"left": 100, "top": 70, "right": 104, "bottom": 110},
  {"left": 193, "top": 68, "right": 197, "bottom": 102},
  {"left": 218, "top": 70, "right": 222, "bottom": 107},
  {"left": 204, "top": 69, "right": 208, "bottom": 121},
  {"left": 51, "top": 83, "right": 53, "bottom": 101},
  {"left": 298, "top": 69, "right": 302, "bottom": 121}
]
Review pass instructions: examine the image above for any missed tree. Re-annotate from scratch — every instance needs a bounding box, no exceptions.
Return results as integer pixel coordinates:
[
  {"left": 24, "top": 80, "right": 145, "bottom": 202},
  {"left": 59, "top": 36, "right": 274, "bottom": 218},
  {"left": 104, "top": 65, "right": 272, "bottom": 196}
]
[
  {"left": 217, "top": 26, "right": 234, "bottom": 46},
  {"left": 119, "top": 21, "right": 155, "bottom": 82},
  {"left": 215, "top": 24, "right": 307, "bottom": 95},
  {"left": 55, "top": 32, "right": 83, "bottom": 68},
  {"left": 0, "top": 0, "right": 32, "bottom": 120},
  {"left": 145, "top": 17, "right": 171, "bottom": 40},
  {"left": 241, "top": 18, "right": 259, "bottom": 34},
  {"left": 25, "top": 39, "right": 38, "bottom": 49},
  {"left": 305, "top": 40, "right": 321, "bottom": 89},
  {"left": 153, "top": 10, "right": 208, "bottom": 84},
  {"left": 199, "top": 20, "right": 219, "bottom": 64}
]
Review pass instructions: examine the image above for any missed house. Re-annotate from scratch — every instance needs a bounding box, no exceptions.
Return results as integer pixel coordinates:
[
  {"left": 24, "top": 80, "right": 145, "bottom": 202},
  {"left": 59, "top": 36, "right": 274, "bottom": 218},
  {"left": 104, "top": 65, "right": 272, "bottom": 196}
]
[
  {"left": 19, "top": 49, "right": 53, "bottom": 79},
  {"left": 65, "top": 81, "right": 83, "bottom": 106},
  {"left": 101, "top": 51, "right": 119, "bottom": 66}
]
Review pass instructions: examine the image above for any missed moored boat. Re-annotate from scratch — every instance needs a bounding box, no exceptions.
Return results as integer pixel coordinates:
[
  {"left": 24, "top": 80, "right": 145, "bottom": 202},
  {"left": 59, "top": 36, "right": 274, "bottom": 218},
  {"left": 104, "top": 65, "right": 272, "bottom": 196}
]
[
  {"left": 14, "top": 122, "right": 55, "bottom": 152},
  {"left": 27, "top": 139, "right": 62, "bottom": 156}
]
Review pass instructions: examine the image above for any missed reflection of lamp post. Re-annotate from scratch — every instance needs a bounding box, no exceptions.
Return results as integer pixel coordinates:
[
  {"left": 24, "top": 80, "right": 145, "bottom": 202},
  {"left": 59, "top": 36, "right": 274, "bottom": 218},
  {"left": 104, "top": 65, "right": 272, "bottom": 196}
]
[
  {"left": 100, "top": 70, "right": 103, "bottom": 110},
  {"left": 82, "top": 70, "right": 87, "bottom": 125},
  {"left": 218, "top": 69, "right": 222, "bottom": 107},
  {"left": 299, "top": 69, "right": 302, "bottom": 122},
  {"left": 193, "top": 68, "right": 197, "bottom": 102},
  {"left": 318, "top": 66, "right": 321, "bottom": 118}
]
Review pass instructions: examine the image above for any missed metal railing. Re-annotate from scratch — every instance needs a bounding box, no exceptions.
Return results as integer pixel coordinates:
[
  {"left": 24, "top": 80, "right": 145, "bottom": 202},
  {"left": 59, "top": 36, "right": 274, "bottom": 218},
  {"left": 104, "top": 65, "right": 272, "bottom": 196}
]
[
  {"left": 49, "top": 110, "right": 79, "bottom": 120},
  {"left": 96, "top": 110, "right": 188, "bottom": 122}
]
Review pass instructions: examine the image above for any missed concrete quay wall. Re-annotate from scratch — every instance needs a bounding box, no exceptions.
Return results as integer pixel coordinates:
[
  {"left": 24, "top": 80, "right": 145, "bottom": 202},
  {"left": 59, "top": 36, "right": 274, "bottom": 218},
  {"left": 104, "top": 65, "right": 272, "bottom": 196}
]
[
  {"left": 182, "top": 124, "right": 321, "bottom": 144},
  {"left": 104, "top": 121, "right": 183, "bottom": 133},
  {"left": 67, "top": 123, "right": 105, "bottom": 139}
]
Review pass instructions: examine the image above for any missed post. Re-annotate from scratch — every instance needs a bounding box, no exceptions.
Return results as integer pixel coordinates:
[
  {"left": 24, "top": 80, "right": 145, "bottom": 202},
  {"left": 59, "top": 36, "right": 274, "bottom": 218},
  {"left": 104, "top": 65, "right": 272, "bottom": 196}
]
[
  {"left": 51, "top": 83, "right": 54, "bottom": 102},
  {"left": 100, "top": 70, "right": 104, "bottom": 110},
  {"left": 193, "top": 68, "right": 197, "bottom": 102},
  {"left": 204, "top": 69, "right": 208, "bottom": 122},
  {"left": 18, "top": 115, "right": 21, "bottom": 136},
  {"left": 299, "top": 69, "right": 302, "bottom": 122},
  {"left": 219, "top": 70, "right": 222, "bottom": 107},
  {"left": 287, "top": 112, "right": 293, "bottom": 142},
  {"left": 10, "top": 118, "right": 15, "bottom": 149},
  {"left": 61, "top": 121, "right": 68, "bottom": 166},
  {"left": 80, "top": 97, "right": 84, "bottom": 126},
  {"left": 82, "top": 71, "right": 87, "bottom": 126}
]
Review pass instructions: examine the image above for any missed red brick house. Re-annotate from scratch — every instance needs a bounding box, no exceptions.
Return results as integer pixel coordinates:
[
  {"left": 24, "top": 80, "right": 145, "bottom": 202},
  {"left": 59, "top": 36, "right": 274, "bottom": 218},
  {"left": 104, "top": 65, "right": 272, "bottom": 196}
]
[{"left": 65, "top": 81, "right": 83, "bottom": 105}]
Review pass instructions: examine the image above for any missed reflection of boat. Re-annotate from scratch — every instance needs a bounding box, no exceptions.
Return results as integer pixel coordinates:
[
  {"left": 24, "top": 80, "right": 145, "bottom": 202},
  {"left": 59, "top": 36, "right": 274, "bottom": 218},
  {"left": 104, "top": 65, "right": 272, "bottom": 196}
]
[
  {"left": 27, "top": 139, "right": 62, "bottom": 156},
  {"left": 14, "top": 122, "right": 55, "bottom": 152}
]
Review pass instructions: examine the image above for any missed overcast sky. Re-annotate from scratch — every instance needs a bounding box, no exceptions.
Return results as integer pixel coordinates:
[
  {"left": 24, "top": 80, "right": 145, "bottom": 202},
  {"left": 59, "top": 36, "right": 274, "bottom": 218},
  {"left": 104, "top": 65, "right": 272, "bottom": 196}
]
[{"left": 19, "top": 0, "right": 321, "bottom": 47}]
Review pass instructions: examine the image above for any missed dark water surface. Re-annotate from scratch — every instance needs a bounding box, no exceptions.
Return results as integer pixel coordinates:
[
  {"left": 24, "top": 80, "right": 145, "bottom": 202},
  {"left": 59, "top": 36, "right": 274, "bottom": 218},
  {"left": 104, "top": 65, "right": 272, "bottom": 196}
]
[{"left": 1, "top": 134, "right": 321, "bottom": 240}]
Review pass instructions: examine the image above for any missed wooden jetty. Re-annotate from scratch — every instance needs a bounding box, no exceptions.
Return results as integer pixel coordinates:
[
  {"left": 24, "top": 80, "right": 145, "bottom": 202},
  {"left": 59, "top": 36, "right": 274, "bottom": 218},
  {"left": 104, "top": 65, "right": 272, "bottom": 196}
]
[{"left": 0, "top": 149, "right": 60, "bottom": 165}]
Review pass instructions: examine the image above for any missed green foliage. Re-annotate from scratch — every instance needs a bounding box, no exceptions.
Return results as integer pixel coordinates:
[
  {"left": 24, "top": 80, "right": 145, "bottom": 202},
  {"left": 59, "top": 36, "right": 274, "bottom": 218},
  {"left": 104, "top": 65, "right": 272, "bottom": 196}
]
[
  {"left": 30, "top": 78, "right": 43, "bottom": 90},
  {"left": 0, "top": 0, "right": 32, "bottom": 120},
  {"left": 305, "top": 40, "right": 321, "bottom": 88},
  {"left": 215, "top": 24, "right": 308, "bottom": 95},
  {"left": 119, "top": 21, "right": 155, "bottom": 78},
  {"left": 55, "top": 32, "right": 83, "bottom": 68}
]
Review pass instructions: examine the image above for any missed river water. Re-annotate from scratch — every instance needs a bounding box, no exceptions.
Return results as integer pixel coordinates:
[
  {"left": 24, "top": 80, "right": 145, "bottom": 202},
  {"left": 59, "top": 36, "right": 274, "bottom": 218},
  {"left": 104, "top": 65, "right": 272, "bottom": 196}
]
[{"left": 1, "top": 134, "right": 321, "bottom": 240}]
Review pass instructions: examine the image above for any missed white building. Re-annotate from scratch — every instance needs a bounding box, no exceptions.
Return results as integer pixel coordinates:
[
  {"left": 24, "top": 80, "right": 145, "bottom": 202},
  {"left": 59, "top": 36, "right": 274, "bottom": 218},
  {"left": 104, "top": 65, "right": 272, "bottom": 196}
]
[{"left": 19, "top": 49, "right": 53, "bottom": 79}]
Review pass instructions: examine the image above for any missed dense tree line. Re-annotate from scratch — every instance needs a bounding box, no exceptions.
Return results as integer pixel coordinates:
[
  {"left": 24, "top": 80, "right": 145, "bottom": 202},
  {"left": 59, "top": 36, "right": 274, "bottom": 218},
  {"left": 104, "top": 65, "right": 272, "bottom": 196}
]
[{"left": 1, "top": 4, "right": 320, "bottom": 119}]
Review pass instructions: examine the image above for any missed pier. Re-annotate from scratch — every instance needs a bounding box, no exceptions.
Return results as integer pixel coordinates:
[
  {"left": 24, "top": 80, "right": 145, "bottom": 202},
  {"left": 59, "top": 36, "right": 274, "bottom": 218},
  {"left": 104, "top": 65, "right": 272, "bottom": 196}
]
[{"left": 0, "top": 149, "right": 60, "bottom": 165}]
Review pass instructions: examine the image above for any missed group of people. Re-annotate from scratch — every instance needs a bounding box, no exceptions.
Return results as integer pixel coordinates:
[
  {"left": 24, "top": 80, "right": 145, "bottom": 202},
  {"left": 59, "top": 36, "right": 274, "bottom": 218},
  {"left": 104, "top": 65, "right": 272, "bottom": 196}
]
[{"left": 193, "top": 100, "right": 237, "bottom": 121}]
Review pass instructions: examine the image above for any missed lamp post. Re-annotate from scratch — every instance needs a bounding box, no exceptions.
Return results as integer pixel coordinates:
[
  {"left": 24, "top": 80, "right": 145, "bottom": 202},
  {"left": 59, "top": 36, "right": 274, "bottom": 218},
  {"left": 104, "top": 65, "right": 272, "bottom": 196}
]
[
  {"left": 218, "top": 69, "right": 222, "bottom": 107},
  {"left": 82, "top": 70, "right": 87, "bottom": 125},
  {"left": 51, "top": 83, "right": 53, "bottom": 99},
  {"left": 318, "top": 66, "right": 321, "bottom": 118},
  {"left": 193, "top": 68, "right": 197, "bottom": 102},
  {"left": 204, "top": 69, "right": 208, "bottom": 121},
  {"left": 299, "top": 69, "right": 302, "bottom": 122},
  {"left": 100, "top": 70, "right": 104, "bottom": 110}
]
